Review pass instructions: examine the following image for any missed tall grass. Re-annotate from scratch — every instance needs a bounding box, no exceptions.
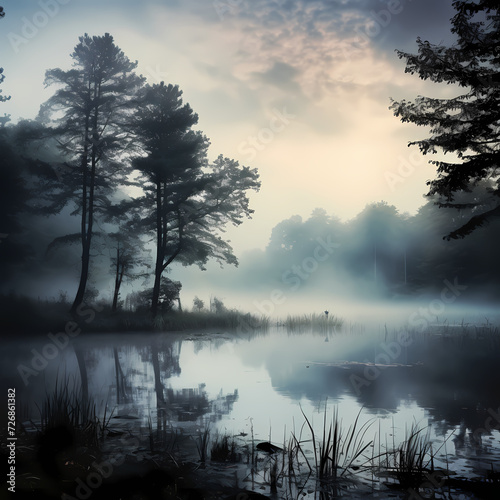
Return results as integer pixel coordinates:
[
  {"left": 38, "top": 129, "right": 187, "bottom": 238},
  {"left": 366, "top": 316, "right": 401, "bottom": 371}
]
[
  {"left": 155, "top": 309, "right": 270, "bottom": 331},
  {"left": 34, "top": 375, "right": 100, "bottom": 449},
  {"left": 0, "top": 293, "right": 270, "bottom": 333},
  {"left": 195, "top": 426, "right": 211, "bottom": 463},
  {"left": 210, "top": 431, "right": 239, "bottom": 462},
  {"left": 299, "top": 406, "right": 373, "bottom": 481},
  {"left": 389, "top": 423, "right": 433, "bottom": 490},
  {"left": 283, "top": 313, "right": 343, "bottom": 332}
]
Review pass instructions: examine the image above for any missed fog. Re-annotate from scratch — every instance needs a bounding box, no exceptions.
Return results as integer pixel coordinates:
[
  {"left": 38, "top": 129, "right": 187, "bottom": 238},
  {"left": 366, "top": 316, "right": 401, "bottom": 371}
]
[
  {"left": 3, "top": 4, "right": 500, "bottom": 499},
  {"left": 3, "top": 175, "right": 500, "bottom": 327}
]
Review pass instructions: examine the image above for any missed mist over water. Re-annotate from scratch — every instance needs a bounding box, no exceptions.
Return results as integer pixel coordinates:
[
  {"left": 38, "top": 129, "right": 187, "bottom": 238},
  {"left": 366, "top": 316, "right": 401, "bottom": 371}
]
[{"left": 2, "top": 2, "right": 500, "bottom": 497}]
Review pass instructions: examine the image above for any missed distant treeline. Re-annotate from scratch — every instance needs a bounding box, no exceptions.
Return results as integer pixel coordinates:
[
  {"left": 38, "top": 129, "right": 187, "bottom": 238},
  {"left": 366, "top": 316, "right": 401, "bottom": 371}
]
[{"left": 238, "top": 195, "right": 499, "bottom": 300}]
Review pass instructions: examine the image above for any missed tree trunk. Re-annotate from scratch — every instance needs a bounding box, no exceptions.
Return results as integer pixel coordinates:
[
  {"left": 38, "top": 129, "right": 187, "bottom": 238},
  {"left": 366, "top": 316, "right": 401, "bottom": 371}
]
[
  {"left": 71, "top": 105, "right": 98, "bottom": 314},
  {"left": 71, "top": 239, "right": 91, "bottom": 314},
  {"left": 71, "top": 157, "right": 89, "bottom": 313},
  {"left": 151, "top": 269, "right": 161, "bottom": 318},
  {"left": 112, "top": 248, "right": 124, "bottom": 312},
  {"left": 152, "top": 181, "right": 163, "bottom": 317}
]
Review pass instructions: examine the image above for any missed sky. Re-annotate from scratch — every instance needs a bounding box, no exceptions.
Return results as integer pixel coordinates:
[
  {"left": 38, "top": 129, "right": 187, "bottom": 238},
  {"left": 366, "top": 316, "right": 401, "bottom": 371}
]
[{"left": 0, "top": 0, "right": 463, "bottom": 308}]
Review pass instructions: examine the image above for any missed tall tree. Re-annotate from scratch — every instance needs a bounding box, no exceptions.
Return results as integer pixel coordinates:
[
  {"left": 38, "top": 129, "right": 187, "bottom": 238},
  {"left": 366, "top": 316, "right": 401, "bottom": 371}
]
[
  {"left": 390, "top": 0, "right": 500, "bottom": 240},
  {"left": 133, "top": 82, "right": 260, "bottom": 316},
  {"left": 38, "top": 33, "right": 144, "bottom": 313}
]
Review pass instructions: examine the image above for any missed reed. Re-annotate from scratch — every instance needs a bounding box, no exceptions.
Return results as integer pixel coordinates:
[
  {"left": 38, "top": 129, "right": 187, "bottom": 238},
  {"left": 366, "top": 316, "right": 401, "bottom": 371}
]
[
  {"left": 283, "top": 313, "right": 343, "bottom": 332},
  {"left": 34, "top": 374, "right": 99, "bottom": 449},
  {"left": 389, "top": 423, "right": 433, "bottom": 490},
  {"left": 156, "top": 310, "right": 270, "bottom": 331},
  {"left": 195, "top": 426, "right": 211, "bottom": 463},
  {"left": 300, "top": 406, "right": 373, "bottom": 481},
  {"left": 210, "top": 431, "right": 238, "bottom": 462}
]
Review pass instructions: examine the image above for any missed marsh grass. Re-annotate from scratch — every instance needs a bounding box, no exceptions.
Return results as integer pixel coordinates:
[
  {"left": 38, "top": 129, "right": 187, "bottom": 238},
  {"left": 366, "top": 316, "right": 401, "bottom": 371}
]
[
  {"left": 388, "top": 423, "right": 434, "bottom": 490},
  {"left": 283, "top": 313, "right": 343, "bottom": 332},
  {"left": 249, "top": 409, "right": 374, "bottom": 497},
  {"left": 195, "top": 426, "right": 211, "bottom": 463},
  {"left": 0, "top": 293, "right": 270, "bottom": 333},
  {"left": 34, "top": 375, "right": 100, "bottom": 449},
  {"left": 147, "top": 409, "right": 180, "bottom": 454},
  {"left": 155, "top": 310, "right": 270, "bottom": 331},
  {"left": 211, "top": 431, "right": 239, "bottom": 462},
  {"left": 401, "top": 319, "right": 500, "bottom": 346},
  {"left": 298, "top": 407, "right": 373, "bottom": 481}
]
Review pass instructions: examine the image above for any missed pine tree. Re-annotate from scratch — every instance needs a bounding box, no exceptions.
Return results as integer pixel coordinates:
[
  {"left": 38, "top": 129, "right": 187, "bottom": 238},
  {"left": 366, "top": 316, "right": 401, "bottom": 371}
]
[
  {"left": 133, "top": 82, "right": 260, "bottom": 316},
  {"left": 39, "top": 33, "right": 145, "bottom": 313},
  {"left": 390, "top": 0, "right": 500, "bottom": 239}
]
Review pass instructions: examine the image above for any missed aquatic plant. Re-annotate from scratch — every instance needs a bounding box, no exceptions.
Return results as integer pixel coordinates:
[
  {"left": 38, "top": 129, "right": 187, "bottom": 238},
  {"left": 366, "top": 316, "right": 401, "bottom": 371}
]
[
  {"left": 195, "top": 426, "right": 211, "bottom": 463},
  {"left": 152, "top": 309, "right": 270, "bottom": 332},
  {"left": 34, "top": 374, "right": 99, "bottom": 449},
  {"left": 211, "top": 431, "right": 239, "bottom": 462},
  {"left": 389, "top": 423, "right": 434, "bottom": 490},
  {"left": 300, "top": 406, "right": 373, "bottom": 481},
  {"left": 283, "top": 313, "right": 343, "bottom": 332}
]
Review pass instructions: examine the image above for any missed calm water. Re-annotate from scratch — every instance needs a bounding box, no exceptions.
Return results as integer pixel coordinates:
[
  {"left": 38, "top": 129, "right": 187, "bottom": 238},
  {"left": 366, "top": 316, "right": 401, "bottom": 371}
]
[{"left": 4, "top": 323, "right": 500, "bottom": 497}]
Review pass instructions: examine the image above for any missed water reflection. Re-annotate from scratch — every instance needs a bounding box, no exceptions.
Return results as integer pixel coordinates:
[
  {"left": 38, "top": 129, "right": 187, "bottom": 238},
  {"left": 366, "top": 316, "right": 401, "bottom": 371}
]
[{"left": 4, "top": 325, "right": 500, "bottom": 496}]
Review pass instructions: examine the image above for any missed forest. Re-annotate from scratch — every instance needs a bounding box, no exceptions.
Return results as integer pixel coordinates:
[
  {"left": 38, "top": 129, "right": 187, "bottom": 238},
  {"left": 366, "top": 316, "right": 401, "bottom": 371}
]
[
  {"left": 2, "top": 2, "right": 500, "bottom": 500},
  {"left": 1, "top": 0, "right": 500, "bottom": 323},
  {"left": 237, "top": 194, "right": 500, "bottom": 302},
  {"left": 0, "top": 33, "right": 261, "bottom": 319}
]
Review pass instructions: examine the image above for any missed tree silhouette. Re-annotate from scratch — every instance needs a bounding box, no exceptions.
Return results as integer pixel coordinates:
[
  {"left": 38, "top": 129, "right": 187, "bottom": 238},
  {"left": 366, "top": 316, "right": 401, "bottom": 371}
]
[
  {"left": 390, "top": 0, "right": 500, "bottom": 239},
  {"left": 133, "top": 82, "right": 260, "bottom": 316},
  {"left": 39, "top": 33, "right": 145, "bottom": 313}
]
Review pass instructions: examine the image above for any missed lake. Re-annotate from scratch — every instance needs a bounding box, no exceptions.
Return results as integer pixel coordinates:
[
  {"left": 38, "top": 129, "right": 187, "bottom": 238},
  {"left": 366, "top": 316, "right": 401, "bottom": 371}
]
[{"left": 4, "top": 319, "right": 500, "bottom": 499}]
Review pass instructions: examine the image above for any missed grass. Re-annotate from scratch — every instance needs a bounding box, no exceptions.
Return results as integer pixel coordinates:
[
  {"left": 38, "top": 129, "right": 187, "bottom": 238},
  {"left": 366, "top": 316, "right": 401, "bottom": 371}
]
[
  {"left": 385, "top": 422, "right": 438, "bottom": 491},
  {"left": 34, "top": 374, "right": 100, "bottom": 450},
  {"left": 153, "top": 309, "right": 270, "bottom": 332},
  {"left": 10, "top": 384, "right": 484, "bottom": 500},
  {"left": 310, "top": 408, "right": 372, "bottom": 479},
  {"left": 210, "top": 431, "right": 239, "bottom": 462},
  {"left": 0, "top": 293, "right": 270, "bottom": 334},
  {"left": 282, "top": 313, "right": 344, "bottom": 332},
  {"left": 195, "top": 426, "right": 211, "bottom": 463},
  {"left": 291, "top": 407, "right": 373, "bottom": 482},
  {"left": 0, "top": 292, "right": 74, "bottom": 335}
]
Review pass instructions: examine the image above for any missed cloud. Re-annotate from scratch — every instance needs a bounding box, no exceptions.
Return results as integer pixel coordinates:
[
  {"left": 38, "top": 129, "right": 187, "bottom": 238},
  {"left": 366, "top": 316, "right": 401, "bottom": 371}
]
[{"left": 251, "top": 61, "right": 302, "bottom": 94}]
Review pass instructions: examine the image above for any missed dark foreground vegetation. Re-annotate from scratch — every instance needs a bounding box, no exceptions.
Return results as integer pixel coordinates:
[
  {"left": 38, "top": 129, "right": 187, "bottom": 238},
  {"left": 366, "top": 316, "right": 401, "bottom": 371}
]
[{"left": 0, "top": 293, "right": 270, "bottom": 336}]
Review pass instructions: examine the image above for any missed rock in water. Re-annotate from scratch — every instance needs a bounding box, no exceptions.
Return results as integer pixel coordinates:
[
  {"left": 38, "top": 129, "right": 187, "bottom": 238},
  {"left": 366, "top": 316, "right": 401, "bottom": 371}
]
[{"left": 255, "top": 442, "right": 282, "bottom": 454}]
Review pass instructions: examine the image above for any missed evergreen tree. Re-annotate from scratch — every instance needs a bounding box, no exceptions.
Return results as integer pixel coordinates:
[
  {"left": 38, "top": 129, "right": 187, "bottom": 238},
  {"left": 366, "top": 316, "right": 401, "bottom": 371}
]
[
  {"left": 133, "top": 82, "right": 260, "bottom": 316},
  {"left": 38, "top": 33, "right": 145, "bottom": 313},
  {"left": 390, "top": 0, "right": 500, "bottom": 239}
]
